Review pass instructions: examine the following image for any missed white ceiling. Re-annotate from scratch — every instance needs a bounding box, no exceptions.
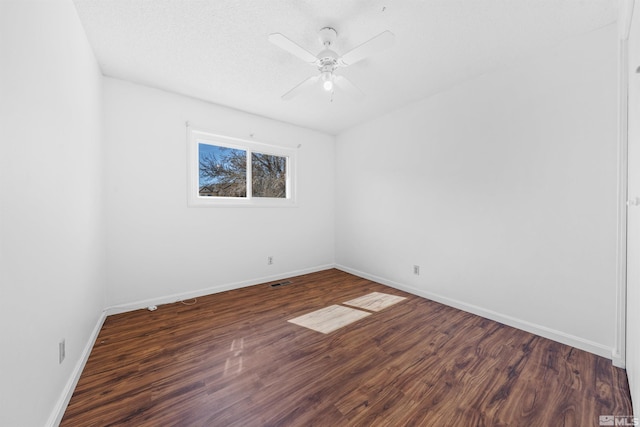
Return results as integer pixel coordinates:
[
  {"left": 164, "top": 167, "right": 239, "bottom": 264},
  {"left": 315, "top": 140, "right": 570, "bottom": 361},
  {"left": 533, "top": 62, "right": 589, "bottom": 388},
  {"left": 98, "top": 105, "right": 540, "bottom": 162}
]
[{"left": 73, "top": 0, "right": 617, "bottom": 135}]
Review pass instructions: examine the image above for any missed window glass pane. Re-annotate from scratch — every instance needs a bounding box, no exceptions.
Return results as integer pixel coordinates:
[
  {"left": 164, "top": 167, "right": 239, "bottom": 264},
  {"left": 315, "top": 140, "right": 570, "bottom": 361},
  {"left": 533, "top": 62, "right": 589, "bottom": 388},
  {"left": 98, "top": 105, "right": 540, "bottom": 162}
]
[
  {"left": 198, "top": 143, "right": 247, "bottom": 197},
  {"left": 251, "top": 152, "right": 287, "bottom": 198}
]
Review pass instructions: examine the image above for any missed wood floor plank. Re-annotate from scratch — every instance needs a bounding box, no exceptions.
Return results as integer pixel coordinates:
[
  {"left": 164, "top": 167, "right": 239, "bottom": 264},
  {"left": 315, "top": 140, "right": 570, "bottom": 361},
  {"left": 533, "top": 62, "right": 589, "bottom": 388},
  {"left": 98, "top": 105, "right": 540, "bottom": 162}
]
[{"left": 61, "top": 269, "right": 633, "bottom": 426}]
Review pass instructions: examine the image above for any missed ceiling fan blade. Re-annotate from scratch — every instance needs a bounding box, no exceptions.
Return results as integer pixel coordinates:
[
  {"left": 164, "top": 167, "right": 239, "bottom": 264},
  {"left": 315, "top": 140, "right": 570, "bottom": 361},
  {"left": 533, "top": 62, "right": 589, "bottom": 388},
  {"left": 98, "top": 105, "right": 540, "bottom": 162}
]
[
  {"left": 282, "top": 75, "right": 320, "bottom": 100},
  {"left": 334, "top": 75, "right": 365, "bottom": 100},
  {"left": 339, "top": 30, "right": 395, "bottom": 66},
  {"left": 268, "top": 33, "right": 318, "bottom": 64}
]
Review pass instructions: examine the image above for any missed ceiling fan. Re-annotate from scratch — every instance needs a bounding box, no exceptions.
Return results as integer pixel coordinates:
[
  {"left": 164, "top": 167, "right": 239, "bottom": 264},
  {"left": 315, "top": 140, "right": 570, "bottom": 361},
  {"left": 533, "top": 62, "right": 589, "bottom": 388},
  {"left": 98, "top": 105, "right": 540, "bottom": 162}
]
[{"left": 268, "top": 27, "right": 395, "bottom": 100}]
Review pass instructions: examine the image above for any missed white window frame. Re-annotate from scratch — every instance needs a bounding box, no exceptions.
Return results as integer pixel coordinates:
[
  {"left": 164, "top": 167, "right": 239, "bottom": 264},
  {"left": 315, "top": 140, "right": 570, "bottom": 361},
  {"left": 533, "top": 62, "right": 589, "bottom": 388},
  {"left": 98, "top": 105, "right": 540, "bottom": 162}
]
[{"left": 187, "top": 128, "right": 297, "bottom": 207}]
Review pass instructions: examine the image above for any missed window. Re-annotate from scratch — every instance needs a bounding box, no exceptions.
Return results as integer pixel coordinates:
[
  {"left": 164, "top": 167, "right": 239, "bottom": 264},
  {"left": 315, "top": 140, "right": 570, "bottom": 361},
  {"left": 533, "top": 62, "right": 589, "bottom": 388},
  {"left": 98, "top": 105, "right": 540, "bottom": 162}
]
[
  {"left": 198, "top": 144, "right": 248, "bottom": 198},
  {"left": 188, "top": 128, "right": 296, "bottom": 207},
  {"left": 251, "top": 152, "right": 287, "bottom": 198}
]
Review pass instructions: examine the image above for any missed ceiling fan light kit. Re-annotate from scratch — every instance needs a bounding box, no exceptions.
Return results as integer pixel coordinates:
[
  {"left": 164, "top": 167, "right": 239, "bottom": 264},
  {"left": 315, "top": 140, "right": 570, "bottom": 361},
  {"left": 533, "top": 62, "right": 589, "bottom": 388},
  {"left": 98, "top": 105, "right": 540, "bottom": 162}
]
[
  {"left": 321, "top": 72, "right": 334, "bottom": 92},
  {"left": 269, "top": 26, "right": 394, "bottom": 100}
]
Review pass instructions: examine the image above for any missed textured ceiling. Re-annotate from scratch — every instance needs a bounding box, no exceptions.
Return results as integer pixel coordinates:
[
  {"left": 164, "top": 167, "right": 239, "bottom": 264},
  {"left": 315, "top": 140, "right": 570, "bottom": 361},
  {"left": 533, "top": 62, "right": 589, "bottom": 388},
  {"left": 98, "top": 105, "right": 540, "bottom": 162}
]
[{"left": 73, "top": 0, "right": 617, "bottom": 135}]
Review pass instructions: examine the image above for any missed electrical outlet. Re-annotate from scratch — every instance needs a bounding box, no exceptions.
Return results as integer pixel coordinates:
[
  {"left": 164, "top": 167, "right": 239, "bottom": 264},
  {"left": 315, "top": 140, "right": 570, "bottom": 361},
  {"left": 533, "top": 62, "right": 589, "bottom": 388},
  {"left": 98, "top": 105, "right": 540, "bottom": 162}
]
[
  {"left": 59, "top": 339, "right": 66, "bottom": 364},
  {"left": 267, "top": 256, "right": 273, "bottom": 265},
  {"left": 413, "top": 265, "right": 420, "bottom": 275}
]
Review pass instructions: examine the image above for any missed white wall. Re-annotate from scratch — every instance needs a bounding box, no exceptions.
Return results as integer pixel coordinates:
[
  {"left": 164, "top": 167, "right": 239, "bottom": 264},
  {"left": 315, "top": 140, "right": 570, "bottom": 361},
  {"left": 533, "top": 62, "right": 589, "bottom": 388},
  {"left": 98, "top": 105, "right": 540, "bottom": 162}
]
[
  {"left": 0, "top": 1, "right": 106, "bottom": 426},
  {"left": 103, "top": 78, "right": 335, "bottom": 308},
  {"left": 336, "top": 24, "right": 619, "bottom": 358}
]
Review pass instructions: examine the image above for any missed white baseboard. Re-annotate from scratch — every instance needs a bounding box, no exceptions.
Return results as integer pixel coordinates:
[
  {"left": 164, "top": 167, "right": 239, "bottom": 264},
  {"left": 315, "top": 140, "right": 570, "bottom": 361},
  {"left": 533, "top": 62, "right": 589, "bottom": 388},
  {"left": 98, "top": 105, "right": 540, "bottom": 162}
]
[
  {"left": 46, "top": 311, "right": 107, "bottom": 427},
  {"left": 105, "top": 264, "right": 336, "bottom": 316},
  {"left": 336, "top": 264, "right": 614, "bottom": 361},
  {"left": 612, "top": 349, "right": 626, "bottom": 368}
]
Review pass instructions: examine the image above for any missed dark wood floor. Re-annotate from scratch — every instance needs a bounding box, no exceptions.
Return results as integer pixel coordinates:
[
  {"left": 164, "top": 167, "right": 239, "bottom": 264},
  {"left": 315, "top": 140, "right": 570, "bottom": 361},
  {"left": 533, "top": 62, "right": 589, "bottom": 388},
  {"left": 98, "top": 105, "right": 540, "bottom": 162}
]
[{"left": 61, "top": 269, "right": 632, "bottom": 426}]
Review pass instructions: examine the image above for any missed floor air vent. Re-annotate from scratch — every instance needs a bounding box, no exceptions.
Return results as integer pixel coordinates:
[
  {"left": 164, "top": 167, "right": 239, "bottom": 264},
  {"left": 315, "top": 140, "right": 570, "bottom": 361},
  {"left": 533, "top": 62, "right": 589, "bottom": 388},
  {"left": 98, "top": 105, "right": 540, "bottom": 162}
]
[{"left": 270, "top": 280, "right": 292, "bottom": 288}]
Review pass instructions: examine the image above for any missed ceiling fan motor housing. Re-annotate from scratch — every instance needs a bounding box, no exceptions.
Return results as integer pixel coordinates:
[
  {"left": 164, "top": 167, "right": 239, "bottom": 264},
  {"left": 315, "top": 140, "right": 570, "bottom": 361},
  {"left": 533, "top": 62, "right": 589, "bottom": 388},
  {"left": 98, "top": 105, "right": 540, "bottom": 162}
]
[
  {"left": 317, "top": 27, "right": 339, "bottom": 73},
  {"left": 318, "top": 51, "right": 338, "bottom": 72}
]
